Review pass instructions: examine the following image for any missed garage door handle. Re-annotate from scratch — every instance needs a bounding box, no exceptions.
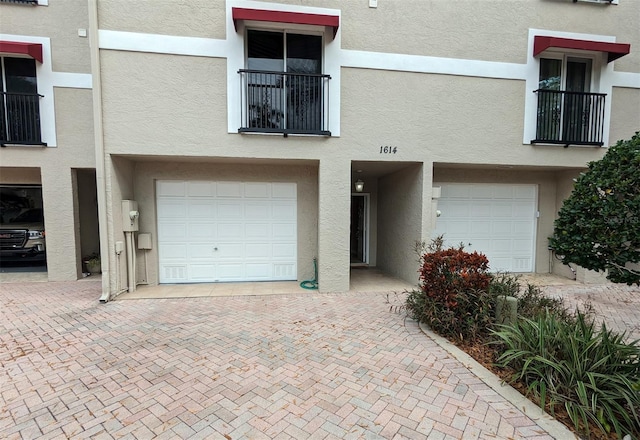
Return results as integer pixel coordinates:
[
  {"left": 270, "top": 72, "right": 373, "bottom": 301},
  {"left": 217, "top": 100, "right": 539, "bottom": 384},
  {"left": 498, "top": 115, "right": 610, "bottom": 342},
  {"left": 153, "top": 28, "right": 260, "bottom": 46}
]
[{"left": 214, "top": 247, "right": 218, "bottom": 251}]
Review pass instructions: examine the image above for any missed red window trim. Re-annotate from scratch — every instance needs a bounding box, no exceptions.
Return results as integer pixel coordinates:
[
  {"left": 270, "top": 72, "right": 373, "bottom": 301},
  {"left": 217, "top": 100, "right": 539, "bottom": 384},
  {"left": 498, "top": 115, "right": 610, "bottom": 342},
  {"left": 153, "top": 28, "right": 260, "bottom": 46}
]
[
  {"left": 533, "top": 35, "right": 630, "bottom": 63},
  {"left": 0, "top": 41, "right": 43, "bottom": 63},
  {"left": 232, "top": 7, "right": 339, "bottom": 38}
]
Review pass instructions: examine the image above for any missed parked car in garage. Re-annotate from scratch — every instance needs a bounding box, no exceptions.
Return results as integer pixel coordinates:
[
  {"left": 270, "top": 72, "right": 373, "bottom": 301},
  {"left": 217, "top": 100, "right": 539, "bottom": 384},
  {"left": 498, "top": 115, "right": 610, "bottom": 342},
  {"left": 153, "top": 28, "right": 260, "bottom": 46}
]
[{"left": 0, "top": 208, "right": 46, "bottom": 262}]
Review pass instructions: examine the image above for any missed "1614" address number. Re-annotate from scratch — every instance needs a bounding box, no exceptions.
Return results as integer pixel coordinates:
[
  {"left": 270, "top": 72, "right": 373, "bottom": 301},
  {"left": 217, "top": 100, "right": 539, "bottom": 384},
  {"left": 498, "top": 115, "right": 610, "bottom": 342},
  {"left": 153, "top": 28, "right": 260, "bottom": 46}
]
[{"left": 379, "top": 146, "right": 398, "bottom": 154}]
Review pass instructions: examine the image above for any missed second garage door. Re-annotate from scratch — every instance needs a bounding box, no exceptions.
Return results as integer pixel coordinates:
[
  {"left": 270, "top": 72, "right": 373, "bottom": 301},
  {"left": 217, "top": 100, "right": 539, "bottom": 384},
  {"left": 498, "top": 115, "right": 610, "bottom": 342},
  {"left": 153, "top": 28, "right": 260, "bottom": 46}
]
[
  {"left": 434, "top": 183, "right": 537, "bottom": 272},
  {"left": 157, "top": 180, "right": 297, "bottom": 283}
]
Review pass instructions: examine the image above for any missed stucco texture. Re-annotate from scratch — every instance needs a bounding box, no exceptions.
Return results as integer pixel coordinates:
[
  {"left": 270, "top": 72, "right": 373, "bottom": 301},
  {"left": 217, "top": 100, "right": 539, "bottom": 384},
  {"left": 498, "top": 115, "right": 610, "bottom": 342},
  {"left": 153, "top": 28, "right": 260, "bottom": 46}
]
[
  {"left": 0, "top": 0, "right": 91, "bottom": 73},
  {"left": 97, "top": 0, "right": 227, "bottom": 40}
]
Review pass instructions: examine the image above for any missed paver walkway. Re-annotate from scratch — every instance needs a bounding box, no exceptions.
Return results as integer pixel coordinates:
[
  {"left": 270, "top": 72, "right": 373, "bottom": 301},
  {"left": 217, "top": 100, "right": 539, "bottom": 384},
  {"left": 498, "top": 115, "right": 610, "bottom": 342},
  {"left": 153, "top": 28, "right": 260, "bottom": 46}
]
[{"left": 1, "top": 280, "right": 636, "bottom": 439}]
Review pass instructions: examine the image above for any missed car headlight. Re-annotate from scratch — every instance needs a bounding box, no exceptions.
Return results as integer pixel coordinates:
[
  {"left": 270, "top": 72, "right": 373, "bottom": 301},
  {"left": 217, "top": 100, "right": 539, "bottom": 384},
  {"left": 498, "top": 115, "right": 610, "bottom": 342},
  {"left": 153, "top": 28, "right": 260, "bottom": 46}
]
[{"left": 29, "top": 230, "right": 45, "bottom": 239}]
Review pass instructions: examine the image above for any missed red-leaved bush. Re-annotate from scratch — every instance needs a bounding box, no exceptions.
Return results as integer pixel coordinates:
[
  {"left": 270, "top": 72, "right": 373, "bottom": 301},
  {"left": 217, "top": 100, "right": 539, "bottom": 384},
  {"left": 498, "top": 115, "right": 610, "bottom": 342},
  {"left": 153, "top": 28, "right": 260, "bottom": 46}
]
[
  {"left": 419, "top": 248, "right": 490, "bottom": 308},
  {"left": 407, "top": 240, "right": 494, "bottom": 342}
]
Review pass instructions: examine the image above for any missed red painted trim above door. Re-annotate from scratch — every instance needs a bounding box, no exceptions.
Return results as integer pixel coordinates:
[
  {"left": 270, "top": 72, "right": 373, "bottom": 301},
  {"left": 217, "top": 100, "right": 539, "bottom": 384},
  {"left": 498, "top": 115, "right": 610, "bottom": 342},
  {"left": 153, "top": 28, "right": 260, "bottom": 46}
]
[
  {"left": 533, "top": 35, "right": 630, "bottom": 63},
  {"left": 232, "top": 7, "right": 339, "bottom": 38},
  {"left": 0, "top": 41, "right": 43, "bottom": 63}
]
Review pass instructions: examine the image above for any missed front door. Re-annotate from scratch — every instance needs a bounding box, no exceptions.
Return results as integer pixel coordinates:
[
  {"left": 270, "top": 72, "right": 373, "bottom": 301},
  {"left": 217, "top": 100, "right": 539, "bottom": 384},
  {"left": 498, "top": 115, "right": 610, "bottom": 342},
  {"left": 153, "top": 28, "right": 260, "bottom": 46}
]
[{"left": 350, "top": 194, "right": 369, "bottom": 265}]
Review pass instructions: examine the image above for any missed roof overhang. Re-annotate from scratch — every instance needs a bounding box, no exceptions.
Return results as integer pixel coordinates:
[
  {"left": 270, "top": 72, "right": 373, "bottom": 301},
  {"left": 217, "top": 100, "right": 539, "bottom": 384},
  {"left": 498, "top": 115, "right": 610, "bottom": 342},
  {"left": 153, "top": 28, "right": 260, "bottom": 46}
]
[
  {"left": 0, "top": 41, "right": 43, "bottom": 63},
  {"left": 232, "top": 7, "right": 339, "bottom": 38},
  {"left": 533, "top": 35, "right": 630, "bottom": 63}
]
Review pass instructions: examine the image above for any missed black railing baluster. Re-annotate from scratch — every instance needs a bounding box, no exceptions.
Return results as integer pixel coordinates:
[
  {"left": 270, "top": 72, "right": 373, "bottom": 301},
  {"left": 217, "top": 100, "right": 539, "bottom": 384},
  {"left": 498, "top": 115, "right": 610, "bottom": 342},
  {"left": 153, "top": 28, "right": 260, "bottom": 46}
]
[
  {"left": 0, "top": 92, "right": 44, "bottom": 146},
  {"left": 532, "top": 89, "right": 606, "bottom": 146},
  {"left": 238, "top": 69, "right": 331, "bottom": 136}
]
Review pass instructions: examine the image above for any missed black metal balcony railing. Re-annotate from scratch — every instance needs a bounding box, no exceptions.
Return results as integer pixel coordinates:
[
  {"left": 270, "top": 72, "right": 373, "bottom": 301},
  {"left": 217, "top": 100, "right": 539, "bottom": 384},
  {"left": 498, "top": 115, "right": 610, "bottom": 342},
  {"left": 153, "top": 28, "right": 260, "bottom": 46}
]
[
  {"left": 532, "top": 89, "right": 606, "bottom": 147},
  {"left": 0, "top": 92, "right": 45, "bottom": 146},
  {"left": 238, "top": 70, "right": 331, "bottom": 136}
]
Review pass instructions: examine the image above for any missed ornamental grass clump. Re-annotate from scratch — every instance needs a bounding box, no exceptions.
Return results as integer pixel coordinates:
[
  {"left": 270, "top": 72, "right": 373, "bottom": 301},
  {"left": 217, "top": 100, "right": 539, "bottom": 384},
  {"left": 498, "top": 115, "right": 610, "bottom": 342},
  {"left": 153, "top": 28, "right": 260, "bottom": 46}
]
[
  {"left": 492, "top": 311, "right": 640, "bottom": 439},
  {"left": 406, "top": 240, "right": 493, "bottom": 342}
]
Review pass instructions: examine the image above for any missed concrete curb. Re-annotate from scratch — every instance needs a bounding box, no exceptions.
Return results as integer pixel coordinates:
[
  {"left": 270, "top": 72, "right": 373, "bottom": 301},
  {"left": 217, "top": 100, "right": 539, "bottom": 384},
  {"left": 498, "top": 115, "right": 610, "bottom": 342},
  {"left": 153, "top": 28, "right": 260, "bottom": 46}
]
[{"left": 418, "top": 322, "right": 580, "bottom": 440}]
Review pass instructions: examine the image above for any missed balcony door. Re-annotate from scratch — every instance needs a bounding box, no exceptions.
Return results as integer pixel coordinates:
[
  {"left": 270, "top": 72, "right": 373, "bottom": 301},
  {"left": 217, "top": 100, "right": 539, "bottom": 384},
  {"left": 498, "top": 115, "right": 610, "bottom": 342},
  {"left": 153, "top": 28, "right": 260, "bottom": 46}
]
[
  {"left": 538, "top": 57, "right": 593, "bottom": 144},
  {"left": 246, "top": 30, "right": 322, "bottom": 132},
  {"left": 0, "top": 57, "right": 41, "bottom": 145}
]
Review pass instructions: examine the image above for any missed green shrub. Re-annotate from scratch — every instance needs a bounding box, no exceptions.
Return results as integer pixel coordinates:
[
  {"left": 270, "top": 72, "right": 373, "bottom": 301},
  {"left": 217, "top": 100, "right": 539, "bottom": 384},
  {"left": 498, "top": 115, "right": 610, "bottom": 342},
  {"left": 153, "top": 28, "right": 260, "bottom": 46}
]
[
  {"left": 489, "top": 273, "right": 571, "bottom": 321},
  {"left": 406, "top": 242, "right": 493, "bottom": 342},
  {"left": 492, "top": 311, "right": 640, "bottom": 439}
]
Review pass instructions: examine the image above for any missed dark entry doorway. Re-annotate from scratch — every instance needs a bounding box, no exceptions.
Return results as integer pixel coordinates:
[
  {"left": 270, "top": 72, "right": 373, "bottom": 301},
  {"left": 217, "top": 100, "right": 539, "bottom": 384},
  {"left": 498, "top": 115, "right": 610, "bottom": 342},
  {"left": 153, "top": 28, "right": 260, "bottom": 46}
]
[{"left": 350, "top": 194, "right": 369, "bottom": 265}]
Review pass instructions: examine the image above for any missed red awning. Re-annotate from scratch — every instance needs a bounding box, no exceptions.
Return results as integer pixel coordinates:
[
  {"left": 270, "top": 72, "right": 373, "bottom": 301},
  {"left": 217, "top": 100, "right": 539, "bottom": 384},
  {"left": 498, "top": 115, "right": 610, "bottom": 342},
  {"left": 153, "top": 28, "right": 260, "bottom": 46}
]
[
  {"left": 232, "top": 7, "right": 339, "bottom": 38},
  {"left": 0, "top": 41, "right": 43, "bottom": 63},
  {"left": 533, "top": 36, "right": 630, "bottom": 63}
]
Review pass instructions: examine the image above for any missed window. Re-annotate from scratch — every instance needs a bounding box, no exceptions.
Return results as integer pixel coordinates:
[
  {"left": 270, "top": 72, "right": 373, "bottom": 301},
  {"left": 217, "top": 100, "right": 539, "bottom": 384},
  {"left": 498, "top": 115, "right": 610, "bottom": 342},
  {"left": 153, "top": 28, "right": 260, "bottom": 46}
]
[
  {"left": 1, "top": 56, "right": 43, "bottom": 146},
  {"left": 239, "top": 29, "right": 331, "bottom": 136},
  {"left": 533, "top": 55, "right": 605, "bottom": 146}
]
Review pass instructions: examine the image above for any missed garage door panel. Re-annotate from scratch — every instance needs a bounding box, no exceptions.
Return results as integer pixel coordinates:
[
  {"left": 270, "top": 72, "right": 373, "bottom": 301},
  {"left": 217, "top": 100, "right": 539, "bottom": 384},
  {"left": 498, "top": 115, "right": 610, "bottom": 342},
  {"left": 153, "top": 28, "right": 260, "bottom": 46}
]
[
  {"left": 492, "top": 203, "right": 513, "bottom": 217},
  {"left": 470, "top": 221, "right": 491, "bottom": 234},
  {"left": 218, "top": 243, "right": 244, "bottom": 258},
  {"left": 246, "top": 243, "right": 270, "bottom": 258},
  {"left": 444, "top": 201, "right": 470, "bottom": 217},
  {"left": 245, "top": 202, "right": 271, "bottom": 219},
  {"left": 188, "top": 223, "right": 216, "bottom": 239},
  {"left": 244, "top": 183, "right": 270, "bottom": 198},
  {"left": 272, "top": 203, "right": 296, "bottom": 220},
  {"left": 515, "top": 185, "right": 536, "bottom": 199},
  {"left": 218, "top": 264, "right": 244, "bottom": 280},
  {"left": 187, "top": 181, "right": 215, "bottom": 197},
  {"left": 159, "top": 243, "right": 187, "bottom": 259},
  {"left": 160, "top": 264, "right": 187, "bottom": 282},
  {"left": 272, "top": 183, "right": 296, "bottom": 199},
  {"left": 157, "top": 181, "right": 186, "bottom": 197},
  {"left": 217, "top": 202, "right": 243, "bottom": 219},
  {"left": 189, "top": 244, "right": 215, "bottom": 259},
  {"left": 245, "top": 263, "right": 271, "bottom": 279},
  {"left": 189, "top": 264, "right": 216, "bottom": 280},
  {"left": 273, "top": 243, "right": 296, "bottom": 258},
  {"left": 157, "top": 180, "right": 297, "bottom": 283},
  {"left": 491, "top": 240, "right": 512, "bottom": 252},
  {"left": 158, "top": 223, "right": 187, "bottom": 241},
  {"left": 273, "top": 223, "right": 296, "bottom": 239},
  {"left": 217, "top": 182, "right": 243, "bottom": 198},
  {"left": 470, "top": 203, "right": 491, "bottom": 217},
  {"left": 245, "top": 223, "right": 269, "bottom": 238},
  {"left": 157, "top": 199, "right": 187, "bottom": 219},
  {"left": 217, "top": 223, "right": 243, "bottom": 240},
  {"left": 188, "top": 200, "right": 216, "bottom": 218},
  {"left": 435, "top": 183, "right": 536, "bottom": 273}
]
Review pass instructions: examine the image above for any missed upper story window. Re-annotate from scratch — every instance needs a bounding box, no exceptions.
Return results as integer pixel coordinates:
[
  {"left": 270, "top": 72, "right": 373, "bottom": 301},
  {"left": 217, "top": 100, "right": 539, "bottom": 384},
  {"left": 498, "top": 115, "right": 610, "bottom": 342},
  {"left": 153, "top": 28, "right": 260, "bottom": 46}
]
[
  {"left": 524, "top": 32, "right": 631, "bottom": 148},
  {"left": 239, "top": 29, "right": 330, "bottom": 136},
  {"left": 230, "top": 6, "right": 339, "bottom": 137},
  {"left": 1, "top": 56, "right": 44, "bottom": 146},
  {"left": 533, "top": 55, "right": 606, "bottom": 146}
]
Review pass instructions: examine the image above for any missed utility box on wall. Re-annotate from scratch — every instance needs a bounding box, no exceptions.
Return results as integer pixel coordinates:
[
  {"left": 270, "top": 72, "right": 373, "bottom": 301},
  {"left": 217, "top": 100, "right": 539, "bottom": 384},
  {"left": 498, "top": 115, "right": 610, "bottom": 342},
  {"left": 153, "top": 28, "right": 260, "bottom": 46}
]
[
  {"left": 122, "top": 200, "right": 139, "bottom": 232},
  {"left": 138, "top": 233, "right": 152, "bottom": 250}
]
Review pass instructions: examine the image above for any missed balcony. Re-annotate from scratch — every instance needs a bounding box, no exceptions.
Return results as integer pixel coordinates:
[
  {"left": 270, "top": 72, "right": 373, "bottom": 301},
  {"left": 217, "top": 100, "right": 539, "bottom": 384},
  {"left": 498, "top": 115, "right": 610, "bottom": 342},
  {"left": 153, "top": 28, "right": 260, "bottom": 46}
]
[
  {"left": 532, "top": 89, "right": 606, "bottom": 147},
  {"left": 238, "top": 70, "right": 331, "bottom": 136},
  {"left": 1, "top": 92, "right": 45, "bottom": 146}
]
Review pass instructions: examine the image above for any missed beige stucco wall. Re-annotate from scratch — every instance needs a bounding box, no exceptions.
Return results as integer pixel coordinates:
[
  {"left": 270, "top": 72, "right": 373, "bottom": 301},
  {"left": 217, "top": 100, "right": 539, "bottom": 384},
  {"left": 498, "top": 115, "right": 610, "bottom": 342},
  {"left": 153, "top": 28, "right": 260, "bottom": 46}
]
[
  {"left": 0, "top": 0, "right": 91, "bottom": 73},
  {"left": 238, "top": 0, "right": 640, "bottom": 71},
  {"left": 377, "top": 163, "right": 424, "bottom": 284},
  {"left": 609, "top": 87, "right": 640, "bottom": 144},
  {"left": 97, "top": 0, "right": 227, "bottom": 40},
  {"left": 105, "top": 159, "right": 319, "bottom": 291}
]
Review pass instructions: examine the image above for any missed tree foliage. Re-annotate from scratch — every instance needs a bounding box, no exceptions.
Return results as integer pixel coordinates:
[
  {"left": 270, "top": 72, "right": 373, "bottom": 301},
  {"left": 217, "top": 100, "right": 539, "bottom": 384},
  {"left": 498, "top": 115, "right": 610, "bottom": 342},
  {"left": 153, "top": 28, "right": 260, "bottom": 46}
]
[{"left": 549, "top": 132, "right": 640, "bottom": 285}]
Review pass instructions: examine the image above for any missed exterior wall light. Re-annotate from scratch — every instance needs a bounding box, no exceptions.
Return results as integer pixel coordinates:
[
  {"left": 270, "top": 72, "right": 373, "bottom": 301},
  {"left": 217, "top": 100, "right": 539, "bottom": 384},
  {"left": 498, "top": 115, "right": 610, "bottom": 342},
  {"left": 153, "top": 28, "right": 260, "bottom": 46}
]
[{"left": 354, "top": 179, "right": 364, "bottom": 192}]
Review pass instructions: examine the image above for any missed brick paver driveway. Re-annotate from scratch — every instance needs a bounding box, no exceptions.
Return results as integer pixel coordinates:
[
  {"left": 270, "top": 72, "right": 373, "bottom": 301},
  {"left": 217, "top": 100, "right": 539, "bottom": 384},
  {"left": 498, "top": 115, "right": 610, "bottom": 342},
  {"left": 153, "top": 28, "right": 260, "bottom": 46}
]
[{"left": 4, "top": 280, "right": 632, "bottom": 439}]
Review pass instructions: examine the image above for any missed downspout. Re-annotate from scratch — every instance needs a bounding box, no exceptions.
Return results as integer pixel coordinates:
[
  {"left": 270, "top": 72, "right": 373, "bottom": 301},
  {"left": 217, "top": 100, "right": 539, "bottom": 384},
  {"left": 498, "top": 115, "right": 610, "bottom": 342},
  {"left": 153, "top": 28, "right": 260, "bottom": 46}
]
[{"left": 88, "top": 0, "right": 111, "bottom": 302}]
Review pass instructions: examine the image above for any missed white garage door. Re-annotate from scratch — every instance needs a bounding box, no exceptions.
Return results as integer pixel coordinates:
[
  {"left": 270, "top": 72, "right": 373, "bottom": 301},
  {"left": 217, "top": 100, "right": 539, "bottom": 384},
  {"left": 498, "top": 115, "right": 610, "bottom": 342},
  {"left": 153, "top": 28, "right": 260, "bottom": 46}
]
[
  {"left": 434, "top": 184, "right": 537, "bottom": 272},
  {"left": 157, "top": 180, "right": 297, "bottom": 283}
]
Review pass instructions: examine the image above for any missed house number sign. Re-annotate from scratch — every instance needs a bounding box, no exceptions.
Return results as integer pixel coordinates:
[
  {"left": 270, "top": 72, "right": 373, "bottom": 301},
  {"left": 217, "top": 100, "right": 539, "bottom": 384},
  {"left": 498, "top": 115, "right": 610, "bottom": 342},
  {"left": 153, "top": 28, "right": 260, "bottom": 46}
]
[{"left": 379, "top": 146, "right": 398, "bottom": 154}]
